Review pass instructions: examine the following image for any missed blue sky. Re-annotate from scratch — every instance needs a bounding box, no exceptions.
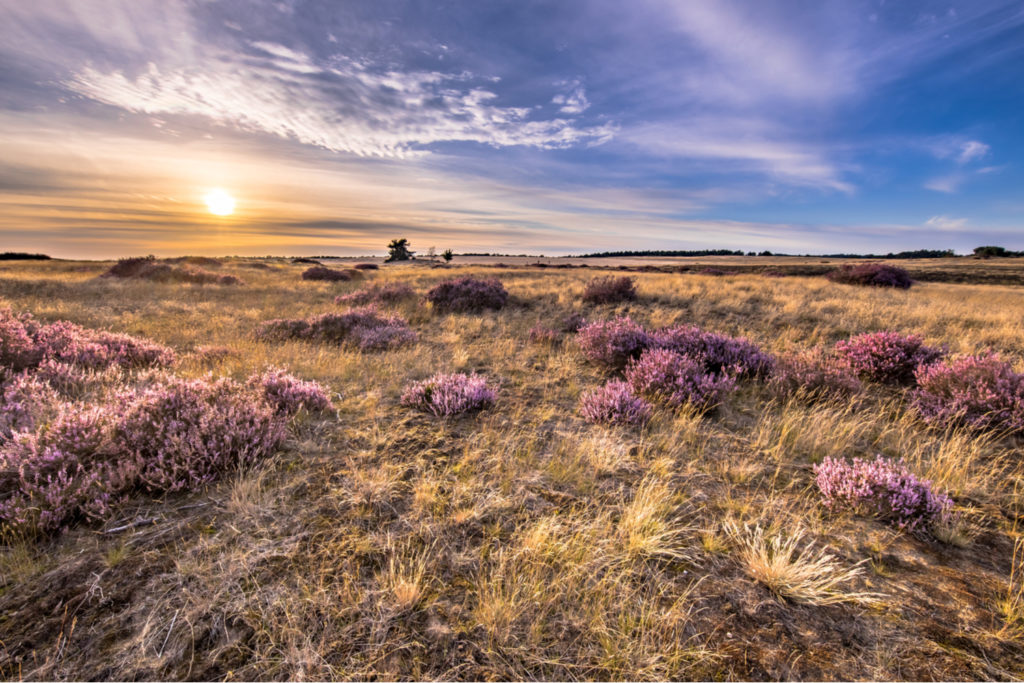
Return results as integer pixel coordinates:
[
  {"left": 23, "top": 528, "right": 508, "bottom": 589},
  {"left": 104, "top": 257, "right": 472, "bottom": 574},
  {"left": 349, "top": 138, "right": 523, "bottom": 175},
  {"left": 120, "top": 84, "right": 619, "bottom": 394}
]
[{"left": 0, "top": 0, "right": 1022, "bottom": 257}]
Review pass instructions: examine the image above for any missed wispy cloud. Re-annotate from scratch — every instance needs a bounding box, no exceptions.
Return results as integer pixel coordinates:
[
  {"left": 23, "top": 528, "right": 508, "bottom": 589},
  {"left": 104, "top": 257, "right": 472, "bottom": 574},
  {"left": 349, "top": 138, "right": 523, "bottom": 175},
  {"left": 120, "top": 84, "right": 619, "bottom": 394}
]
[
  {"left": 925, "top": 215, "right": 969, "bottom": 230},
  {"left": 65, "top": 43, "right": 615, "bottom": 158}
]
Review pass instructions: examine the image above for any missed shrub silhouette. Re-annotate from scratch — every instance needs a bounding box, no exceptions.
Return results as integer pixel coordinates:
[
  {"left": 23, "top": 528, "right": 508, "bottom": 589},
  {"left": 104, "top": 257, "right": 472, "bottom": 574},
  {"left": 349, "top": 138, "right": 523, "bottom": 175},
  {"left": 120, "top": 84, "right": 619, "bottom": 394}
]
[
  {"left": 826, "top": 263, "right": 913, "bottom": 289},
  {"left": 582, "top": 276, "right": 637, "bottom": 304}
]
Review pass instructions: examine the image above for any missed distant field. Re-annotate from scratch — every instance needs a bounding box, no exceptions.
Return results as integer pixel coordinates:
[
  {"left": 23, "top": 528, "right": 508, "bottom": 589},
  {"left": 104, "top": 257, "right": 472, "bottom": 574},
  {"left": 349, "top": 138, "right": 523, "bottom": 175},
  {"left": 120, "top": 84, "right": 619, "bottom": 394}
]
[{"left": 1, "top": 258, "right": 1023, "bottom": 680}]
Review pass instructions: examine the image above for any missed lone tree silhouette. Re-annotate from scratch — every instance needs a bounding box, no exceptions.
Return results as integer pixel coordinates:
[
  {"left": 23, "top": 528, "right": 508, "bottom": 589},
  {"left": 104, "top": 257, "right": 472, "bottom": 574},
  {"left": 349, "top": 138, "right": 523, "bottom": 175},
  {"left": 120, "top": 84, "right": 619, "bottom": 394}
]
[{"left": 386, "top": 238, "right": 414, "bottom": 262}]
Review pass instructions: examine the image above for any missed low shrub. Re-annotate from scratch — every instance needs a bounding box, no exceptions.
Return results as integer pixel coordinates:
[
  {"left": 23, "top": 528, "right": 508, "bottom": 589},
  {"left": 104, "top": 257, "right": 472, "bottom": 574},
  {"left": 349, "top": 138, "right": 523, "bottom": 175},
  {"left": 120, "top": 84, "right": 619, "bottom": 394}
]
[
  {"left": 426, "top": 277, "right": 508, "bottom": 313},
  {"left": 582, "top": 276, "right": 637, "bottom": 304},
  {"left": 826, "top": 263, "right": 913, "bottom": 289},
  {"left": 256, "top": 307, "right": 416, "bottom": 351},
  {"left": 579, "top": 380, "right": 652, "bottom": 426},
  {"left": 401, "top": 373, "right": 495, "bottom": 416},
  {"left": 302, "top": 266, "right": 355, "bottom": 282},
  {"left": 103, "top": 257, "right": 242, "bottom": 285},
  {"left": 912, "top": 352, "right": 1024, "bottom": 433},
  {"left": 0, "top": 371, "right": 59, "bottom": 439},
  {"left": 769, "top": 349, "right": 862, "bottom": 401},
  {"left": 576, "top": 316, "right": 650, "bottom": 371},
  {"left": 814, "top": 455, "right": 953, "bottom": 531},
  {"left": 834, "top": 331, "right": 943, "bottom": 384},
  {"left": 119, "top": 377, "right": 287, "bottom": 493},
  {"left": 248, "top": 367, "right": 333, "bottom": 415},
  {"left": 335, "top": 283, "right": 415, "bottom": 306},
  {"left": 649, "top": 325, "right": 774, "bottom": 377},
  {"left": 353, "top": 263, "right": 379, "bottom": 270},
  {"left": 625, "top": 348, "right": 735, "bottom": 411},
  {"left": 1, "top": 308, "right": 175, "bottom": 372}
]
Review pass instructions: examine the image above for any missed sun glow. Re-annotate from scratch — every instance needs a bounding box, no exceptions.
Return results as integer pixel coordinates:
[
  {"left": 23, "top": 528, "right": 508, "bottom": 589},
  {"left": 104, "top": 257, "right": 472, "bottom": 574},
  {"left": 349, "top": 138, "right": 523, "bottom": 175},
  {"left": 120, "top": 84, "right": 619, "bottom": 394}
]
[{"left": 204, "top": 189, "right": 236, "bottom": 216}]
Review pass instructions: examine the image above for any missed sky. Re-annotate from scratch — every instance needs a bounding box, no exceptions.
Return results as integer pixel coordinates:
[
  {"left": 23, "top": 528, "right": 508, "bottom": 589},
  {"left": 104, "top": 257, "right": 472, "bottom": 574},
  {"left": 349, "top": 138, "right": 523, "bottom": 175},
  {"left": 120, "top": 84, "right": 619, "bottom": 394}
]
[{"left": 1, "top": 0, "right": 1022, "bottom": 258}]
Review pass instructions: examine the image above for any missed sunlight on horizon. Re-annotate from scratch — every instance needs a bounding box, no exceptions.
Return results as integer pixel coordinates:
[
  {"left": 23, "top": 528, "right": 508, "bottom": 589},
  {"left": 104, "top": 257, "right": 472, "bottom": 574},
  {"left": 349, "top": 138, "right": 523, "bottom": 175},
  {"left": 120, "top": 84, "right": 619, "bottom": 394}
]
[{"left": 204, "top": 189, "right": 236, "bottom": 216}]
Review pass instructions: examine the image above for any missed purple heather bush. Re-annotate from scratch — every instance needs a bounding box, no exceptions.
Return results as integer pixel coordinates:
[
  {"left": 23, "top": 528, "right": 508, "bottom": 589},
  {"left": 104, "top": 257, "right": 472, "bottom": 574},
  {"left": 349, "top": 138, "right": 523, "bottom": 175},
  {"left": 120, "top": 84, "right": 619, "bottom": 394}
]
[
  {"left": 625, "top": 348, "right": 735, "bottom": 411},
  {"left": 302, "top": 265, "right": 359, "bottom": 282},
  {"left": 103, "top": 257, "right": 242, "bottom": 285},
  {"left": 335, "top": 283, "right": 415, "bottom": 306},
  {"left": 256, "top": 306, "right": 416, "bottom": 351},
  {"left": 814, "top": 455, "right": 953, "bottom": 531},
  {"left": 579, "top": 380, "right": 652, "bottom": 426},
  {"left": 1, "top": 308, "right": 175, "bottom": 372},
  {"left": 912, "top": 352, "right": 1024, "bottom": 433},
  {"left": 576, "top": 316, "right": 650, "bottom": 371},
  {"left": 649, "top": 325, "right": 774, "bottom": 378},
  {"left": 834, "top": 331, "right": 943, "bottom": 384},
  {"left": 249, "top": 367, "right": 333, "bottom": 416},
  {"left": 401, "top": 372, "right": 495, "bottom": 417},
  {"left": 119, "top": 376, "right": 286, "bottom": 493},
  {"left": 426, "top": 277, "right": 508, "bottom": 313},
  {"left": 769, "top": 349, "right": 862, "bottom": 401},
  {"left": 826, "top": 263, "right": 913, "bottom": 289},
  {"left": 582, "top": 276, "right": 637, "bottom": 305}
]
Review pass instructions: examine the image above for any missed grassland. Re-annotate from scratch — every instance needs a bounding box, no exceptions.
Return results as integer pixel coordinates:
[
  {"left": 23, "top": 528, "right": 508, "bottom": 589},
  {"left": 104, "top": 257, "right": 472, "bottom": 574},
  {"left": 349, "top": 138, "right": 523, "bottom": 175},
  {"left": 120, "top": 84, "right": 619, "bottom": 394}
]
[{"left": 1, "top": 257, "right": 1023, "bottom": 680}]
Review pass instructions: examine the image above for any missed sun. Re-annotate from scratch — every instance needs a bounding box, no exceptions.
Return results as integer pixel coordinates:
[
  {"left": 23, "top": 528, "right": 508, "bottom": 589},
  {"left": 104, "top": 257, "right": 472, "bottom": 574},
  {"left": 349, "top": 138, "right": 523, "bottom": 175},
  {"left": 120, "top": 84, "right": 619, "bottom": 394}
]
[{"left": 204, "top": 189, "right": 236, "bottom": 216}]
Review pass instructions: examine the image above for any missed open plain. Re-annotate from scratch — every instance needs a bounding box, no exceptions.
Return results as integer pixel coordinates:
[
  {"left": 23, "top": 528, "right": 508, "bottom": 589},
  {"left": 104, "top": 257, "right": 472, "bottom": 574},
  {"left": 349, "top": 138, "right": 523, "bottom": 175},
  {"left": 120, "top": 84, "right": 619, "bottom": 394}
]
[{"left": 1, "top": 257, "right": 1023, "bottom": 680}]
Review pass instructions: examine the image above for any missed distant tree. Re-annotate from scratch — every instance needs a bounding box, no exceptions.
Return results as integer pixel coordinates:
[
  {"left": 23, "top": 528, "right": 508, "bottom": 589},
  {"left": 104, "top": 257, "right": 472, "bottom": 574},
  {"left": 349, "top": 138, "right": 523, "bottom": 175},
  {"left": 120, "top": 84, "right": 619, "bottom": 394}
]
[
  {"left": 759, "top": 250, "right": 773, "bottom": 256},
  {"left": 442, "top": 249, "right": 454, "bottom": 262},
  {"left": 385, "top": 238, "right": 414, "bottom": 262},
  {"left": 426, "top": 246, "right": 437, "bottom": 261},
  {"left": 973, "top": 246, "right": 1019, "bottom": 258}
]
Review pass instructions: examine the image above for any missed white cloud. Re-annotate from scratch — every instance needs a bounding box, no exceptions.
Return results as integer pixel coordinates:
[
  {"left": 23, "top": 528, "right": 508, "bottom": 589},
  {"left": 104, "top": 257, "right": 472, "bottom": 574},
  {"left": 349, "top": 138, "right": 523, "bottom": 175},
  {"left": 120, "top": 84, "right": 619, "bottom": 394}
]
[
  {"left": 619, "top": 120, "right": 854, "bottom": 193},
  {"left": 64, "top": 43, "right": 616, "bottom": 158},
  {"left": 552, "top": 82, "right": 590, "bottom": 114},
  {"left": 923, "top": 174, "right": 963, "bottom": 193},
  {"left": 957, "top": 140, "right": 990, "bottom": 163},
  {"left": 925, "top": 215, "right": 969, "bottom": 230}
]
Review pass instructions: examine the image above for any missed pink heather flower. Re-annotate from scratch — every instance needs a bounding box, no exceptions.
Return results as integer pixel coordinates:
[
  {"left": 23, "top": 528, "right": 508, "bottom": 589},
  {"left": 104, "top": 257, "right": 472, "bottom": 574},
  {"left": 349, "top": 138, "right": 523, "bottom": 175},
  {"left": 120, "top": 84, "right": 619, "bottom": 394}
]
[
  {"left": 768, "top": 349, "right": 862, "bottom": 401},
  {"left": 401, "top": 373, "right": 496, "bottom": 416},
  {"left": 0, "top": 371, "right": 60, "bottom": 439},
  {"left": 625, "top": 348, "right": 735, "bottom": 411},
  {"left": 579, "top": 380, "right": 652, "bottom": 426},
  {"left": 834, "top": 331, "right": 943, "bottom": 384},
  {"left": 256, "top": 306, "right": 416, "bottom": 351},
  {"left": 814, "top": 455, "right": 952, "bottom": 531},
  {"left": 249, "top": 367, "right": 333, "bottom": 415},
  {"left": 576, "top": 316, "right": 650, "bottom": 371},
  {"left": 426, "top": 277, "right": 508, "bottom": 313},
  {"left": 648, "top": 325, "right": 774, "bottom": 378},
  {"left": 826, "top": 263, "right": 913, "bottom": 289},
  {"left": 912, "top": 352, "right": 1024, "bottom": 433}
]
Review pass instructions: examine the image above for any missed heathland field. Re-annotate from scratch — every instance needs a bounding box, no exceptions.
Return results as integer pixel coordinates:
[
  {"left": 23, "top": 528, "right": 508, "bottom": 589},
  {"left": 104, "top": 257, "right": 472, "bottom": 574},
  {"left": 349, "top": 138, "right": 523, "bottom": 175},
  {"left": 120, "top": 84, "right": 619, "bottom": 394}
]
[{"left": 2, "top": 257, "right": 1024, "bottom": 680}]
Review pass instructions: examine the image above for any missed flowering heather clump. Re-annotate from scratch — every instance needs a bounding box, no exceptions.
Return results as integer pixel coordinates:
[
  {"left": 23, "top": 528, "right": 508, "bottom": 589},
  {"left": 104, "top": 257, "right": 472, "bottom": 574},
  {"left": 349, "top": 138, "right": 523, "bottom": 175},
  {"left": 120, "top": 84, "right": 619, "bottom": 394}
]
[
  {"left": 912, "top": 352, "right": 1024, "bottom": 433},
  {"left": 769, "top": 349, "right": 862, "bottom": 401},
  {"left": 576, "top": 316, "right": 650, "bottom": 371},
  {"left": 528, "top": 325, "right": 561, "bottom": 345},
  {"left": 579, "top": 380, "right": 652, "bottom": 426},
  {"left": 814, "top": 455, "right": 953, "bottom": 531},
  {"left": 401, "top": 373, "right": 495, "bottom": 417},
  {"left": 353, "top": 263, "right": 379, "bottom": 270},
  {"left": 102, "top": 257, "right": 242, "bottom": 285},
  {"left": 426, "top": 277, "right": 508, "bottom": 313},
  {"left": 0, "top": 371, "right": 59, "bottom": 439},
  {"left": 334, "top": 283, "right": 415, "bottom": 306},
  {"left": 1, "top": 308, "right": 175, "bottom": 372},
  {"left": 649, "top": 325, "right": 774, "bottom": 378},
  {"left": 582, "top": 276, "right": 637, "bottom": 304},
  {"left": 119, "top": 377, "right": 286, "bottom": 492},
  {"left": 256, "top": 307, "right": 416, "bottom": 351},
  {"left": 625, "top": 348, "right": 736, "bottom": 411},
  {"left": 249, "top": 367, "right": 333, "bottom": 416},
  {"left": 834, "top": 331, "right": 943, "bottom": 384},
  {"left": 302, "top": 266, "right": 356, "bottom": 282},
  {"left": 826, "top": 263, "right": 913, "bottom": 289}
]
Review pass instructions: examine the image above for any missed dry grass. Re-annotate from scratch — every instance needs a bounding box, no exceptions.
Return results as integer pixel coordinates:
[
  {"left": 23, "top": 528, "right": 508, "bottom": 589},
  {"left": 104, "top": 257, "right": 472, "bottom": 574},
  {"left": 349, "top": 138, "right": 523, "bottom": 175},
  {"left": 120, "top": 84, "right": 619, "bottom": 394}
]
[{"left": 0, "top": 258, "right": 1023, "bottom": 680}]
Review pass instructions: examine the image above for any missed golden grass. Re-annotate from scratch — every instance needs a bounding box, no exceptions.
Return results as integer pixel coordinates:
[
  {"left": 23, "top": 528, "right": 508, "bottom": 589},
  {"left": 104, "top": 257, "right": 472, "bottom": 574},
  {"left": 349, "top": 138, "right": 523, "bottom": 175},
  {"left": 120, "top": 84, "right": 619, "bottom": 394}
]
[{"left": 0, "top": 258, "right": 1022, "bottom": 680}]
